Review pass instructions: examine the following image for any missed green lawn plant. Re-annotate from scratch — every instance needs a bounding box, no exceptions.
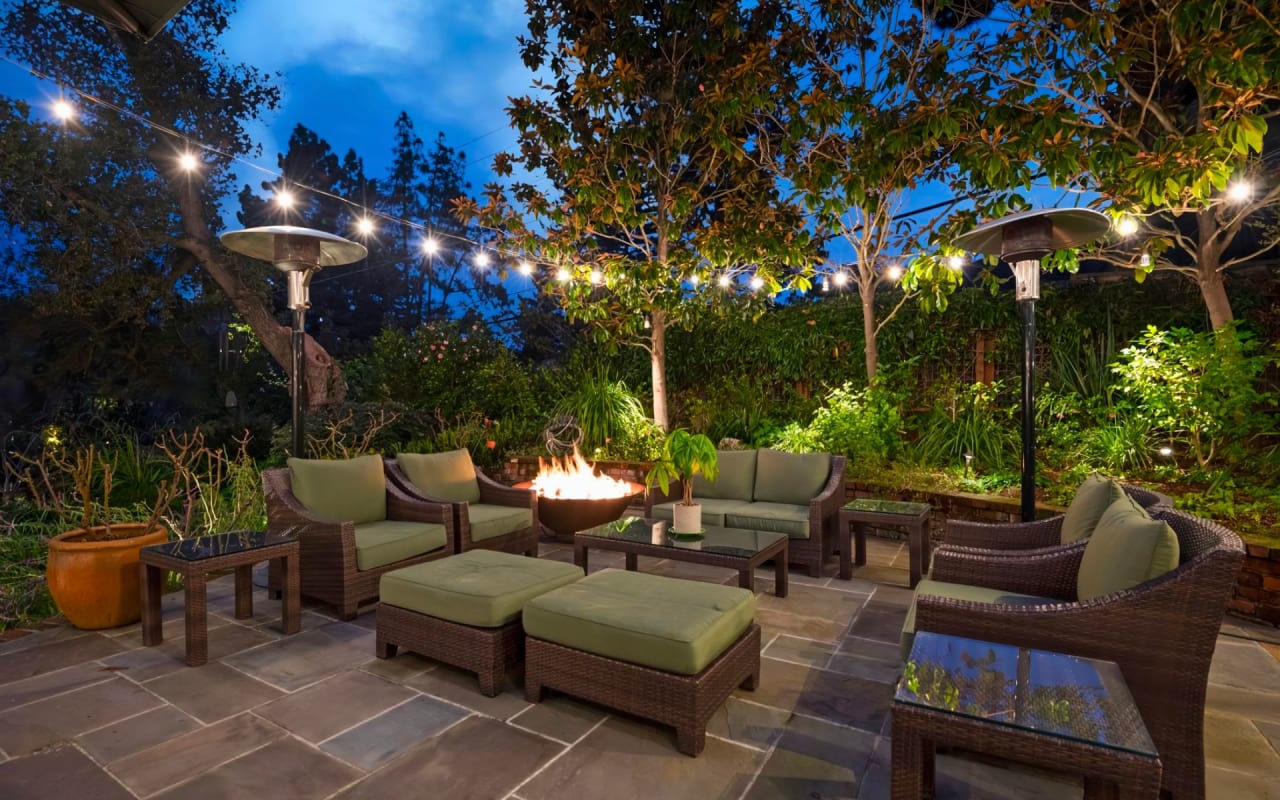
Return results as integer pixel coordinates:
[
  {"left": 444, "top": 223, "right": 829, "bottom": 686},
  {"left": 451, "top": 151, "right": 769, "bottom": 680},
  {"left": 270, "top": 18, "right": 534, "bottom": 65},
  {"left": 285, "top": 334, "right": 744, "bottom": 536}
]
[{"left": 645, "top": 429, "right": 719, "bottom": 508}]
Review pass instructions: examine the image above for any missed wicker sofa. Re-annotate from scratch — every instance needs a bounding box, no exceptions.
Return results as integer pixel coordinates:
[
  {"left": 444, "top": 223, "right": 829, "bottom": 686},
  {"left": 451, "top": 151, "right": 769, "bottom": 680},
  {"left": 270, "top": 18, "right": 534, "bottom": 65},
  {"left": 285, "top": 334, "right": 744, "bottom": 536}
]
[
  {"left": 908, "top": 506, "right": 1244, "bottom": 800},
  {"left": 644, "top": 448, "right": 847, "bottom": 577}
]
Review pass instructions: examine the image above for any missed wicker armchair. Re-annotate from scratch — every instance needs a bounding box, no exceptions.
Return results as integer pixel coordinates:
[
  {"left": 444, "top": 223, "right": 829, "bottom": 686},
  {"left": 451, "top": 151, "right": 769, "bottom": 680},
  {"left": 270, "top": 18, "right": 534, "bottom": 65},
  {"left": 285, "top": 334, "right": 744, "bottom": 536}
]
[
  {"left": 263, "top": 467, "right": 455, "bottom": 620},
  {"left": 944, "top": 483, "right": 1174, "bottom": 551},
  {"left": 915, "top": 508, "right": 1244, "bottom": 800},
  {"left": 385, "top": 456, "right": 538, "bottom": 557}
]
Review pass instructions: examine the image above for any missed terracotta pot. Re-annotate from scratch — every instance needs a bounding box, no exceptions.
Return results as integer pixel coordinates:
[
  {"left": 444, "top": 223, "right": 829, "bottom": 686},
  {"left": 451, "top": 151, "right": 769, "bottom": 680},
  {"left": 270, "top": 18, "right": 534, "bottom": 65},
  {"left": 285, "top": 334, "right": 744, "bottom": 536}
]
[{"left": 46, "top": 523, "right": 170, "bottom": 630}]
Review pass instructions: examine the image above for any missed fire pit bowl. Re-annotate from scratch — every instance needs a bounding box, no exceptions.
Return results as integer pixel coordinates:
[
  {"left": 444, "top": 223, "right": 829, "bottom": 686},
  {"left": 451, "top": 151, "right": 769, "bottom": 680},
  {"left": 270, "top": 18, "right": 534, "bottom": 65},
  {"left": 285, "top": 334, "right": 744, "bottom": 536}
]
[{"left": 515, "top": 480, "right": 644, "bottom": 542}]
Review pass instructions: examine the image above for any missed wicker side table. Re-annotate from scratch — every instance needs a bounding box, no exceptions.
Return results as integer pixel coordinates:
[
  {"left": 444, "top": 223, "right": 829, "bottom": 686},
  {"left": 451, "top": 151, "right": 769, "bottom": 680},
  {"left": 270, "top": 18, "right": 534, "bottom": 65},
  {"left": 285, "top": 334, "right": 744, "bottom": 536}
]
[
  {"left": 140, "top": 531, "right": 300, "bottom": 666},
  {"left": 838, "top": 499, "right": 931, "bottom": 587},
  {"left": 893, "top": 631, "right": 1161, "bottom": 799}
]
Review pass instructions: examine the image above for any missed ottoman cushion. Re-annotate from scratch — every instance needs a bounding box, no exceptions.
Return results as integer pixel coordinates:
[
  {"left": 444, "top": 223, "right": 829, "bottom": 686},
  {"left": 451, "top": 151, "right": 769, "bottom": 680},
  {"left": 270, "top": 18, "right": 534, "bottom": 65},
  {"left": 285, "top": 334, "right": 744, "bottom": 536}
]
[
  {"left": 523, "top": 569, "right": 756, "bottom": 675},
  {"left": 380, "top": 550, "right": 583, "bottom": 628}
]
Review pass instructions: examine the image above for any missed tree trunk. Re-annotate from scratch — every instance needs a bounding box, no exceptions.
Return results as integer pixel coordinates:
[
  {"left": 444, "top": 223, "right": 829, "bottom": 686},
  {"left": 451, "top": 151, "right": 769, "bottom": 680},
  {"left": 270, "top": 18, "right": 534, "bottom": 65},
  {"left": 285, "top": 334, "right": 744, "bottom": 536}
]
[
  {"left": 173, "top": 186, "right": 345, "bottom": 409},
  {"left": 650, "top": 308, "right": 669, "bottom": 431},
  {"left": 1196, "top": 209, "right": 1234, "bottom": 330},
  {"left": 861, "top": 281, "right": 879, "bottom": 384}
]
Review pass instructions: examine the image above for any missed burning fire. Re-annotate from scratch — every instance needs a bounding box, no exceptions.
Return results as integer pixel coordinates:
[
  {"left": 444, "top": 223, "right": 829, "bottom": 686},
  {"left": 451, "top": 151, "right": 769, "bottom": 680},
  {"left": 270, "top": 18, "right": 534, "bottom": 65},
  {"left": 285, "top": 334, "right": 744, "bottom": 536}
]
[{"left": 530, "top": 446, "right": 637, "bottom": 499}]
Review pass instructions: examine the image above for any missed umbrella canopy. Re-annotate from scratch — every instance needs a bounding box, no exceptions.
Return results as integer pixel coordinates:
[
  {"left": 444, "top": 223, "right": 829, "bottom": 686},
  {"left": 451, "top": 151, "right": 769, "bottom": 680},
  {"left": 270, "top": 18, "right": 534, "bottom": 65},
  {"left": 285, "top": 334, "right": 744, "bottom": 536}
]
[{"left": 57, "top": 0, "right": 192, "bottom": 41}]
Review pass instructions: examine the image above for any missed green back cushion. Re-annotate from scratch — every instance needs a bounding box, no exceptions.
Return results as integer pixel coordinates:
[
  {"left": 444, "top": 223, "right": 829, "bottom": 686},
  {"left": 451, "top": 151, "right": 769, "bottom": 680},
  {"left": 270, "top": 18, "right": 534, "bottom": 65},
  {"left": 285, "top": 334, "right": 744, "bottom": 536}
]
[
  {"left": 753, "top": 449, "right": 830, "bottom": 506},
  {"left": 288, "top": 455, "right": 386, "bottom": 524},
  {"left": 691, "top": 449, "right": 757, "bottom": 501},
  {"left": 397, "top": 450, "right": 481, "bottom": 504},
  {"left": 1061, "top": 474, "right": 1124, "bottom": 544},
  {"left": 1076, "top": 495, "right": 1181, "bottom": 602}
]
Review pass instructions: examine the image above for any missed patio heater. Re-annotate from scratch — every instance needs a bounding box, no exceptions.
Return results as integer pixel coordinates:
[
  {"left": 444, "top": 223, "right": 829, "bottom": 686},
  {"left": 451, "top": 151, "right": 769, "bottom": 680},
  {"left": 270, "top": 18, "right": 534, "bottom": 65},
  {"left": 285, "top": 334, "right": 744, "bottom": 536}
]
[
  {"left": 219, "top": 226, "right": 367, "bottom": 458},
  {"left": 953, "top": 208, "right": 1109, "bottom": 522}
]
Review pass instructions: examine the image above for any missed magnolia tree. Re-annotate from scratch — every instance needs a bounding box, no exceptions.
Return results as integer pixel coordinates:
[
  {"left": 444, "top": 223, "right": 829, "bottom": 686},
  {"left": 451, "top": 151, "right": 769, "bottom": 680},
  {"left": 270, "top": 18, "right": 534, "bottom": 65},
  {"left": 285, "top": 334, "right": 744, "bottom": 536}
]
[
  {"left": 947, "top": 0, "right": 1280, "bottom": 329},
  {"left": 460, "top": 0, "right": 820, "bottom": 429}
]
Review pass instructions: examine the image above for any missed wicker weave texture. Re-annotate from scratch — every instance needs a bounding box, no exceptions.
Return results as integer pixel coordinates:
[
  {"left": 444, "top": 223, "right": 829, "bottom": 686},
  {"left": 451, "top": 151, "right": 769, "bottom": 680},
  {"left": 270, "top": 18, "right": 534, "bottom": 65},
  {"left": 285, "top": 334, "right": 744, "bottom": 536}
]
[
  {"left": 376, "top": 603, "right": 522, "bottom": 697},
  {"left": 384, "top": 459, "right": 539, "bottom": 556},
  {"left": 525, "top": 624, "right": 761, "bottom": 756}
]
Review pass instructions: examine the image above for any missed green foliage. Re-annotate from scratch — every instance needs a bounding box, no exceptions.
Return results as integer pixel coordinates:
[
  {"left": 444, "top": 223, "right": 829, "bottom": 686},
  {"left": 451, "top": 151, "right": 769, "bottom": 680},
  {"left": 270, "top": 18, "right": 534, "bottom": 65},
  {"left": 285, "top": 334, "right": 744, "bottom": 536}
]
[
  {"left": 912, "top": 381, "right": 1019, "bottom": 473},
  {"left": 767, "top": 383, "right": 904, "bottom": 467},
  {"left": 646, "top": 429, "right": 719, "bottom": 507},
  {"left": 0, "top": 507, "right": 61, "bottom": 631},
  {"left": 1112, "top": 325, "right": 1275, "bottom": 467},
  {"left": 553, "top": 365, "right": 648, "bottom": 454}
]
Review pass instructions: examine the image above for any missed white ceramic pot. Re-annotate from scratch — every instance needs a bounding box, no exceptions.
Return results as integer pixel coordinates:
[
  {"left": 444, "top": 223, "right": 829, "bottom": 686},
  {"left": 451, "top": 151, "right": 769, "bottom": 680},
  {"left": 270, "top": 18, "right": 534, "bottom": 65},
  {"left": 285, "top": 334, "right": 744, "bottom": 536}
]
[{"left": 673, "top": 503, "right": 702, "bottom": 534}]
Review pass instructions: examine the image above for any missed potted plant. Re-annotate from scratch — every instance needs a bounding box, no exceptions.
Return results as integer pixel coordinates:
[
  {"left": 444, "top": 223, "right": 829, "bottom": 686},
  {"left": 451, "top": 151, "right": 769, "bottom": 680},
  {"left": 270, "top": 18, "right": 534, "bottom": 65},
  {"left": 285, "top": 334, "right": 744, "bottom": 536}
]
[
  {"left": 645, "top": 429, "right": 718, "bottom": 534},
  {"left": 10, "top": 439, "right": 187, "bottom": 630}
]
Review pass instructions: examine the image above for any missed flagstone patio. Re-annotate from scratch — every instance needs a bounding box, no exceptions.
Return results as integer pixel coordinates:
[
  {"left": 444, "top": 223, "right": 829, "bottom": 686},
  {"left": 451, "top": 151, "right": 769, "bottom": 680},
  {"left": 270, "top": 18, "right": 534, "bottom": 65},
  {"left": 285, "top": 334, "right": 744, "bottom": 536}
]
[{"left": 1, "top": 537, "right": 1277, "bottom": 799}]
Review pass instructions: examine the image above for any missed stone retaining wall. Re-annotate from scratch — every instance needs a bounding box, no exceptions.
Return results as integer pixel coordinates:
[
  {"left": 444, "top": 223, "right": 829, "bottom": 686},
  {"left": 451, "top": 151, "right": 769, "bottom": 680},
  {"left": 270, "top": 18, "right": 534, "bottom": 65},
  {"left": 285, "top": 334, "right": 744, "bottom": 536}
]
[{"left": 495, "top": 457, "right": 1275, "bottom": 627}]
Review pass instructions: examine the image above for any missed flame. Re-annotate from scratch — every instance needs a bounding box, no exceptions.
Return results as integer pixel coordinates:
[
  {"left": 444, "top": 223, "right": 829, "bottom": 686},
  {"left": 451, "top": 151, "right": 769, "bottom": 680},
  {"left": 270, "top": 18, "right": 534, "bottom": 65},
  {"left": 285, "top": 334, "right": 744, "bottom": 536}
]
[{"left": 530, "top": 446, "right": 636, "bottom": 499}]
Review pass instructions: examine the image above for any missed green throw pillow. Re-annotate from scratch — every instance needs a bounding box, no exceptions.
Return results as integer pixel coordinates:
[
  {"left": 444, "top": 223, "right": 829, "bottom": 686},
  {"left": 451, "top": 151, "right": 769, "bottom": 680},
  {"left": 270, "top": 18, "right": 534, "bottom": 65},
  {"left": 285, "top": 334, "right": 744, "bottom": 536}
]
[
  {"left": 1076, "top": 494, "right": 1180, "bottom": 602},
  {"left": 1060, "top": 474, "right": 1124, "bottom": 544},
  {"left": 397, "top": 449, "right": 482, "bottom": 504},
  {"left": 288, "top": 454, "right": 387, "bottom": 524}
]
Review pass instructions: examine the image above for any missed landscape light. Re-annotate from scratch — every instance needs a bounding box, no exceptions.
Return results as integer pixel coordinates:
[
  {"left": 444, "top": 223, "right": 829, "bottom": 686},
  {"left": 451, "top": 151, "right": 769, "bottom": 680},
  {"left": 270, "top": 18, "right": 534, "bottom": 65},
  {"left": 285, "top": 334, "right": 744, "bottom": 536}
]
[
  {"left": 518, "top": 261, "right": 534, "bottom": 276},
  {"left": 1227, "top": 181, "right": 1252, "bottom": 203},
  {"left": 718, "top": 274, "right": 731, "bottom": 288},
  {"left": 356, "top": 217, "right": 375, "bottom": 235},
  {"left": 275, "top": 189, "right": 294, "bottom": 208},
  {"left": 946, "top": 255, "right": 965, "bottom": 270},
  {"left": 422, "top": 237, "right": 439, "bottom": 255},
  {"left": 474, "top": 251, "right": 490, "bottom": 268},
  {"left": 52, "top": 98, "right": 74, "bottom": 121},
  {"left": 1158, "top": 446, "right": 1173, "bottom": 457},
  {"left": 178, "top": 152, "right": 199, "bottom": 172},
  {"left": 1115, "top": 215, "right": 1139, "bottom": 236}
]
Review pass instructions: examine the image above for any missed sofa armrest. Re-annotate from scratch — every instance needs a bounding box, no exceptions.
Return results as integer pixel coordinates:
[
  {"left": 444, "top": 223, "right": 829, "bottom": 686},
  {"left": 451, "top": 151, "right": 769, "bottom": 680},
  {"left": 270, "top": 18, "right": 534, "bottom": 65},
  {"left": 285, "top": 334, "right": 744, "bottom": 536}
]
[
  {"left": 386, "top": 480, "right": 455, "bottom": 553},
  {"left": 808, "top": 455, "right": 847, "bottom": 533},
  {"left": 476, "top": 470, "right": 536, "bottom": 511},
  {"left": 262, "top": 467, "right": 357, "bottom": 565},
  {"left": 945, "top": 516, "right": 1064, "bottom": 550},
  {"left": 930, "top": 542, "right": 1084, "bottom": 599}
]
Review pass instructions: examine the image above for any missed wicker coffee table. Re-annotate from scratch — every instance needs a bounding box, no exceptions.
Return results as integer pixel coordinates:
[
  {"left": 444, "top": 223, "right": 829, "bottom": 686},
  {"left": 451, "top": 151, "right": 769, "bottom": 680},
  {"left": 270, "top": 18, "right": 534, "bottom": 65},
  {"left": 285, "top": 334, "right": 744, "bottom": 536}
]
[
  {"left": 574, "top": 517, "right": 788, "bottom": 597},
  {"left": 140, "top": 531, "right": 300, "bottom": 666},
  {"left": 893, "top": 631, "right": 1161, "bottom": 799},
  {"left": 838, "top": 498, "right": 931, "bottom": 587}
]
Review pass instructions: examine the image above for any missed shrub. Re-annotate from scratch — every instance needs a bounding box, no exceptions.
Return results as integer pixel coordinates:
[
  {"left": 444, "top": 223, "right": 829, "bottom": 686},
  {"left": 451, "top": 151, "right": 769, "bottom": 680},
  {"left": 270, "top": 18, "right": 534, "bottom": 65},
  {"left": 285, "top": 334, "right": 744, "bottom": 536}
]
[
  {"left": 767, "top": 383, "right": 903, "bottom": 465},
  {"left": 912, "top": 381, "right": 1019, "bottom": 472},
  {"left": 552, "top": 364, "right": 649, "bottom": 453}
]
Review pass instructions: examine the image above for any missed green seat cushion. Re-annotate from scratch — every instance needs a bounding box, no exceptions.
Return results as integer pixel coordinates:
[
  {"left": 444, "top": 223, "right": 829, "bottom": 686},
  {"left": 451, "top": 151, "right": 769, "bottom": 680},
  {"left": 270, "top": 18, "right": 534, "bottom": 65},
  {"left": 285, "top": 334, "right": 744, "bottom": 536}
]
[
  {"left": 379, "top": 550, "right": 584, "bottom": 627},
  {"left": 691, "top": 450, "right": 757, "bottom": 501},
  {"left": 725, "top": 502, "right": 811, "bottom": 539},
  {"left": 901, "top": 579, "right": 1054, "bottom": 660},
  {"left": 753, "top": 449, "right": 830, "bottom": 506},
  {"left": 524, "top": 569, "right": 756, "bottom": 675},
  {"left": 1077, "top": 495, "right": 1180, "bottom": 602},
  {"left": 1060, "top": 474, "right": 1124, "bottom": 544},
  {"left": 288, "top": 455, "right": 386, "bottom": 525},
  {"left": 466, "top": 504, "right": 534, "bottom": 542},
  {"left": 397, "top": 450, "right": 481, "bottom": 504},
  {"left": 651, "top": 498, "right": 755, "bottom": 528},
  {"left": 354, "top": 520, "right": 448, "bottom": 571}
]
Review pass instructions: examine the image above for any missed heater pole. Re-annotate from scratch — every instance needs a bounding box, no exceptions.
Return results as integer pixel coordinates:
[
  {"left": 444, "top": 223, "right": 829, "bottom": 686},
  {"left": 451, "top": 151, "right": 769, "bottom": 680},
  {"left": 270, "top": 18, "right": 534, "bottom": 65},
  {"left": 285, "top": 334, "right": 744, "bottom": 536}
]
[
  {"left": 291, "top": 306, "right": 307, "bottom": 459},
  {"left": 1020, "top": 298, "right": 1036, "bottom": 522}
]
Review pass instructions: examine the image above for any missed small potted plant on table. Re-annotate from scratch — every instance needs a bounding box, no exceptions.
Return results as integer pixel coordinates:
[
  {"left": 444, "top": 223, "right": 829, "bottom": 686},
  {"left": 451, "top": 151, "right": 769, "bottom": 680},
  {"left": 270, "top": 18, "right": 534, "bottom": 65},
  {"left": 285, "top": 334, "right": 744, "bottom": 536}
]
[{"left": 645, "top": 429, "right": 718, "bottom": 534}]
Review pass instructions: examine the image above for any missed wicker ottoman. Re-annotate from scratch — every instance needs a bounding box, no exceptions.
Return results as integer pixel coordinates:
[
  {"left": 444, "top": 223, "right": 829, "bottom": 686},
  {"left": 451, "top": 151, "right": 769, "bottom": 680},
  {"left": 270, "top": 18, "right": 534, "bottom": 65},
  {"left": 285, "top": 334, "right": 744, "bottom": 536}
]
[
  {"left": 375, "top": 550, "right": 583, "bottom": 696},
  {"left": 522, "top": 568, "right": 760, "bottom": 756}
]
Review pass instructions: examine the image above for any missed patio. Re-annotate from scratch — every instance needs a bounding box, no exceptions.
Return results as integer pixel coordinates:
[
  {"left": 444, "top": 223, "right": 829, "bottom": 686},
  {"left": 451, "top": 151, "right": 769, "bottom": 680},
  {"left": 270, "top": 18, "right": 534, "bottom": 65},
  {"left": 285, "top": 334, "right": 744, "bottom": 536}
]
[{"left": 0, "top": 536, "right": 1276, "bottom": 800}]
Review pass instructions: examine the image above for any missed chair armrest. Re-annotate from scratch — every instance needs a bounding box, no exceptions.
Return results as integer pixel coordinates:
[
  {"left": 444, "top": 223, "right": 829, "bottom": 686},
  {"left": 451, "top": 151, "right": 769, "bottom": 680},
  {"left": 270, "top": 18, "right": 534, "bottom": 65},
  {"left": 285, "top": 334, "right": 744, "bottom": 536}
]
[
  {"left": 386, "top": 480, "right": 456, "bottom": 553},
  {"left": 476, "top": 471, "right": 536, "bottom": 511},
  {"left": 930, "top": 542, "right": 1084, "bottom": 599},
  {"left": 808, "top": 455, "right": 847, "bottom": 535},
  {"left": 944, "top": 516, "right": 1064, "bottom": 550}
]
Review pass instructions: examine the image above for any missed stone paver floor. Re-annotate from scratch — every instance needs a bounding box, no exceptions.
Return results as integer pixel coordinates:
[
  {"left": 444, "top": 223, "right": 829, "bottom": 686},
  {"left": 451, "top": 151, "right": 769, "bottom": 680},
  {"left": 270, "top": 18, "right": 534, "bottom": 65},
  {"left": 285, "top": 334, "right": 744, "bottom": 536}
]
[{"left": 1, "top": 537, "right": 1278, "bottom": 799}]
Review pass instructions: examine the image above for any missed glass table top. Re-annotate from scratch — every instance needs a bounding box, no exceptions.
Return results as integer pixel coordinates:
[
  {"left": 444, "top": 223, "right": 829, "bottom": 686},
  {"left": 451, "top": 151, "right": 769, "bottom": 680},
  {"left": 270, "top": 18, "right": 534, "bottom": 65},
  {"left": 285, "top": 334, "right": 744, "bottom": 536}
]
[
  {"left": 896, "top": 631, "right": 1157, "bottom": 756},
  {"left": 578, "top": 516, "right": 786, "bottom": 558},
  {"left": 143, "top": 530, "right": 295, "bottom": 561},
  {"left": 842, "top": 498, "right": 931, "bottom": 516}
]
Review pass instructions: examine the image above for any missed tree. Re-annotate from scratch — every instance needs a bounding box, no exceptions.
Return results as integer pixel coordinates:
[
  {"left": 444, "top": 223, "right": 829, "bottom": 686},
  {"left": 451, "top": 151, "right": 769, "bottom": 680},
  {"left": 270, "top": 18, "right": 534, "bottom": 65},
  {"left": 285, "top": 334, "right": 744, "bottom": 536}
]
[
  {"left": 948, "top": 0, "right": 1280, "bottom": 329},
  {"left": 0, "top": 0, "right": 349, "bottom": 411},
  {"left": 778, "top": 0, "right": 977, "bottom": 383},
  {"left": 461, "top": 0, "right": 820, "bottom": 429}
]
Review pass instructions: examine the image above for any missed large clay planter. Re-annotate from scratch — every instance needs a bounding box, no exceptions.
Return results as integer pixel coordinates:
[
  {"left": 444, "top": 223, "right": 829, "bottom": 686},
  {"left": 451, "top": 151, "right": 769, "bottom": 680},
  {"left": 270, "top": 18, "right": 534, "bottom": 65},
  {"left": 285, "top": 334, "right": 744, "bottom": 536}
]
[{"left": 46, "top": 523, "right": 170, "bottom": 630}]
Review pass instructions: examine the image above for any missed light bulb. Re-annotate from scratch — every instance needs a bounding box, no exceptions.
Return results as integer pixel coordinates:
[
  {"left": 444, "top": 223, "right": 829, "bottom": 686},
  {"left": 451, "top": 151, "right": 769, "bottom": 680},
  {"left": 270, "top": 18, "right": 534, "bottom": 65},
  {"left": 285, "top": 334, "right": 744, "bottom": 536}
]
[
  {"left": 833, "top": 271, "right": 849, "bottom": 287},
  {"left": 556, "top": 268, "right": 570, "bottom": 282},
  {"left": 718, "top": 274, "right": 731, "bottom": 288},
  {"left": 821, "top": 279, "right": 829, "bottom": 292},
  {"left": 275, "top": 189, "right": 294, "bottom": 208},
  {"left": 886, "top": 265, "right": 903, "bottom": 280},
  {"left": 178, "top": 152, "right": 199, "bottom": 172},
  {"left": 1139, "top": 253, "right": 1151, "bottom": 267},
  {"left": 52, "top": 99, "right": 74, "bottom": 121},
  {"left": 689, "top": 274, "right": 699, "bottom": 286},
  {"left": 1115, "top": 215, "right": 1139, "bottom": 236},
  {"left": 946, "top": 255, "right": 965, "bottom": 270},
  {"left": 356, "top": 217, "right": 375, "bottom": 235},
  {"left": 750, "top": 275, "right": 764, "bottom": 291},
  {"left": 589, "top": 269, "right": 602, "bottom": 285},
  {"left": 518, "top": 261, "right": 534, "bottom": 276},
  {"left": 473, "top": 251, "right": 490, "bottom": 268},
  {"left": 422, "top": 237, "right": 439, "bottom": 255},
  {"left": 1227, "top": 181, "right": 1252, "bottom": 203}
]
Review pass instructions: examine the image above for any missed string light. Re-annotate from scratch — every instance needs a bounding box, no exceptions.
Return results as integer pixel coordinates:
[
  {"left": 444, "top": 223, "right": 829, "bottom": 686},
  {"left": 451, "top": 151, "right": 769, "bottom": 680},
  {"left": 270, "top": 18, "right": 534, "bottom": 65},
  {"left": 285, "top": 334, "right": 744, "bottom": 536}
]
[
  {"left": 886, "top": 264, "right": 903, "bottom": 280},
  {"left": 275, "top": 189, "right": 294, "bottom": 208},
  {"left": 689, "top": 274, "right": 699, "bottom": 286},
  {"left": 750, "top": 275, "right": 764, "bottom": 291},
  {"left": 833, "top": 271, "right": 849, "bottom": 287},
  {"left": 52, "top": 98, "right": 74, "bottom": 121},
  {"left": 588, "top": 269, "right": 602, "bottom": 285},
  {"left": 1227, "top": 181, "right": 1252, "bottom": 203},
  {"left": 718, "top": 274, "right": 731, "bottom": 288},
  {"left": 473, "top": 250, "right": 490, "bottom": 268},
  {"left": 946, "top": 255, "right": 965, "bottom": 270},
  {"left": 556, "top": 268, "right": 570, "bottom": 282},
  {"left": 356, "top": 217, "right": 375, "bottom": 235},
  {"left": 178, "top": 152, "right": 199, "bottom": 172},
  {"left": 422, "top": 237, "right": 440, "bottom": 255},
  {"left": 518, "top": 261, "right": 534, "bottom": 276},
  {"left": 1114, "top": 215, "right": 1139, "bottom": 236}
]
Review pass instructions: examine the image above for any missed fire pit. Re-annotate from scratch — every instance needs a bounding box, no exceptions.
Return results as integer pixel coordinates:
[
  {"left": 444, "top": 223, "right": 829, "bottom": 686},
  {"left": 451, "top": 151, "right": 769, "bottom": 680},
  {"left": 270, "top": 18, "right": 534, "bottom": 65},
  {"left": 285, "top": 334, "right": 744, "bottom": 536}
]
[{"left": 516, "top": 447, "right": 644, "bottom": 543}]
